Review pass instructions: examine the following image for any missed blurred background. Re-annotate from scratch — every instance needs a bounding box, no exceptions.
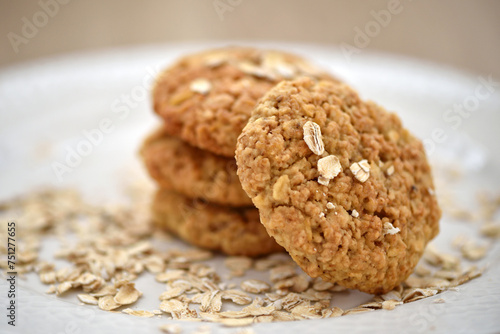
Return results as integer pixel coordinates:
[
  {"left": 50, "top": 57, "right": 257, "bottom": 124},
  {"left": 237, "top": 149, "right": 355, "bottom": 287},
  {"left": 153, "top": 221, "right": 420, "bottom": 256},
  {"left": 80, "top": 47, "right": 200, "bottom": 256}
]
[{"left": 0, "top": 0, "right": 499, "bottom": 77}]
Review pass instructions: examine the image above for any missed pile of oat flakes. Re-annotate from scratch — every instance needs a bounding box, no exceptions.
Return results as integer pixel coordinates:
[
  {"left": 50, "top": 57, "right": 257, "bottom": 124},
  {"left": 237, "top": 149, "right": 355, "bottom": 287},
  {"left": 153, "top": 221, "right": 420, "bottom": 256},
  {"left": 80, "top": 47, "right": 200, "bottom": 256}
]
[{"left": 0, "top": 172, "right": 499, "bottom": 333}]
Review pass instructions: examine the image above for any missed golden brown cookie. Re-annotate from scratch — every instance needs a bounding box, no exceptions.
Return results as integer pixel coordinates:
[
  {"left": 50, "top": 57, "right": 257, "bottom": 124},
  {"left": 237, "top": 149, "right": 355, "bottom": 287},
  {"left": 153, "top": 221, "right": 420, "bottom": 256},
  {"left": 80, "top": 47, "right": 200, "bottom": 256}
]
[
  {"left": 153, "top": 47, "right": 336, "bottom": 157},
  {"left": 140, "top": 127, "right": 252, "bottom": 207},
  {"left": 236, "top": 78, "right": 441, "bottom": 294},
  {"left": 151, "top": 189, "right": 283, "bottom": 257}
]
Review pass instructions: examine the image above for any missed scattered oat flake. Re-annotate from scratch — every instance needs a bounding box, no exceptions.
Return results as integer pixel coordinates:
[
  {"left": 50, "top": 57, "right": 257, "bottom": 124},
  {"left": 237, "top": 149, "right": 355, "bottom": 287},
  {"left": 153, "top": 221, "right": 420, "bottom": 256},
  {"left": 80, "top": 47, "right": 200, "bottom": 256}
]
[
  {"left": 303, "top": 288, "right": 331, "bottom": 301},
  {"left": 190, "top": 263, "right": 215, "bottom": 277},
  {"left": 423, "top": 244, "right": 461, "bottom": 270},
  {"left": 386, "top": 165, "right": 395, "bottom": 176},
  {"left": 450, "top": 266, "right": 484, "bottom": 287},
  {"left": 127, "top": 241, "right": 153, "bottom": 255},
  {"left": 159, "top": 324, "right": 182, "bottom": 334},
  {"left": 460, "top": 241, "right": 489, "bottom": 261},
  {"left": 77, "top": 294, "right": 98, "bottom": 305},
  {"left": 317, "top": 176, "right": 330, "bottom": 186},
  {"left": 200, "top": 277, "right": 219, "bottom": 292},
  {"left": 350, "top": 160, "right": 370, "bottom": 182},
  {"left": 46, "top": 285, "right": 56, "bottom": 294},
  {"left": 270, "top": 265, "right": 296, "bottom": 282},
  {"left": 98, "top": 295, "right": 122, "bottom": 311},
  {"left": 270, "top": 310, "right": 294, "bottom": 321},
  {"left": 329, "top": 284, "right": 347, "bottom": 292},
  {"left": 204, "top": 53, "right": 226, "bottom": 67},
  {"left": 219, "top": 318, "right": 254, "bottom": 327},
  {"left": 414, "top": 264, "right": 432, "bottom": 277},
  {"left": 159, "top": 299, "right": 185, "bottom": 314},
  {"left": 76, "top": 272, "right": 99, "bottom": 286},
  {"left": 17, "top": 250, "right": 37, "bottom": 263},
  {"left": 303, "top": 121, "right": 324, "bottom": 155},
  {"left": 235, "top": 328, "right": 256, "bottom": 334},
  {"left": 174, "top": 249, "right": 213, "bottom": 262},
  {"left": 312, "top": 280, "right": 334, "bottom": 291},
  {"left": 114, "top": 282, "right": 142, "bottom": 305},
  {"left": 359, "top": 301, "right": 382, "bottom": 309},
  {"left": 221, "top": 289, "right": 253, "bottom": 305},
  {"left": 290, "top": 275, "right": 310, "bottom": 293},
  {"left": 189, "top": 292, "right": 205, "bottom": 304},
  {"left": 201, "top": 311, "right": 246, "bottom": 320},
  {"left": 224, "top": 256, "right": 252, "bottom": 272},
  {"left": 39, "top": 271, "right": 56, "bottom": 284},
  {"left": 480, "top": 223, "right": 500, "bottom": 238},
  {"left": 262, "top": 52, "right": 296, "bottom": 79},
  {"left": 273, "top": 63, "right": 295, "bottom": 79},
  {"left": 322, "top": 307, "right": 343, "bottom": 318},
  {"left": 343, "top": 308, "right": 374, "bottom": 315},
  {"left": 273, "top": 277, "right": 295, "bottom": 290},
  {"left": 254, "top": 258, "right": 284, "bottom": 271},
  {"left": 291, "top": 304, "right": 322, "bottom": 319},
  {"left": 238, "top": 61, "right": 273, "bottom": 79},
  {"left": 156, "top": 269, "right": 186, "bottom": 283},
  {"left": 383, "top": 222, "right": 400, "bottom": 235},
  {"left": 241, "top": 279, "right": 270, "bottom": 294},
  {"left": 160, "top": 286, "right": 187, "bottom": 300},
  {"left": 56, "top": 281, "right": 73, "bottom": 295},
  {"left": 122, "top": 308, "right": 155, "bottom": 318},
  {"left": 172, "top": 279, "right": 193, "bottom": 292},
  {"left": 433, "top": 298, "right": 445, "bottom": 304},
  {"left": 402, "top": 288, "right": 438, "bottom": 303},
  {"left": 91, "top": 285, "right": 116, "bottom": 297},
  {"left": 381, "top": 299, "right": 402, "bottom": 310},
  {"left": 404, "top": 275, "right": 449, "bottom": 289},
  {"left": 145, "top": 255, "right": 165, "bottom": 273},
  {"left": 200, "top": 290, "right": 222, "bottom": 313},
  {"left": 358, "top": 160, "right": 370, "bottom": 172},
  {"left": 190, "top": 78, "right": 212, "bottom": 94},
  {"left": 433, "top": 269, "right": 460, "bottom": 280},
  {"left": 380, "top": 290, "right": 402, "bottom": 302},
  {"left": 277, "top": 293, "right": 302, "bottom": 311},
  {"left": 318, "top": 155, "right": 342, "bottom": 180},
  {"left": 192, "top": 325, "right": 211, "bottom": 334},
  {"left": 244, "top": 303, "right": 275, "bottom": 316}
]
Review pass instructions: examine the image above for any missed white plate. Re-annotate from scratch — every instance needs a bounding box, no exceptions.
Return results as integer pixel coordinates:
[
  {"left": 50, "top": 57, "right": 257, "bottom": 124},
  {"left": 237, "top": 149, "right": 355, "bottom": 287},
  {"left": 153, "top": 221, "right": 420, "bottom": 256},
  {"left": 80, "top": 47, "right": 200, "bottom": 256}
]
[{"left": 0, "top": 42, "right": 499, "bottom": 334}]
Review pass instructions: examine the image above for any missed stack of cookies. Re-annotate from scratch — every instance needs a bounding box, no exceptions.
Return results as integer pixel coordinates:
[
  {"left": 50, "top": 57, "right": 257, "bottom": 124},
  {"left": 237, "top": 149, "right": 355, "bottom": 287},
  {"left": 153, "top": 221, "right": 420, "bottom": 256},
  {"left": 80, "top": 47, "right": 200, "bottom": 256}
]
[
  {"left": 141, "top": 46, "right": 441, "bottom": 293},
  {"left": 140, "top": 47, "right": 335, "bottom": 257}
]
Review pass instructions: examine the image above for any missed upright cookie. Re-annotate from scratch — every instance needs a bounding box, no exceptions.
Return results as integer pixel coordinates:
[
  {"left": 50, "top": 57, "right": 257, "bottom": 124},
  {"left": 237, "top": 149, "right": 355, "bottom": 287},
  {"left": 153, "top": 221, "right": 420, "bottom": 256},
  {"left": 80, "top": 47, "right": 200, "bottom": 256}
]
[
  {"left": 153, "top": 47, "right": 336, "bottom": 157},
  {"left": 151, "top": 189, "right": 282, "bottom": 257},
  {"left": 140, "top": 127, "right": 252, "bottom": 207},
  {"left": 236, "top": 78, "right": 440, "bottom": 294}
]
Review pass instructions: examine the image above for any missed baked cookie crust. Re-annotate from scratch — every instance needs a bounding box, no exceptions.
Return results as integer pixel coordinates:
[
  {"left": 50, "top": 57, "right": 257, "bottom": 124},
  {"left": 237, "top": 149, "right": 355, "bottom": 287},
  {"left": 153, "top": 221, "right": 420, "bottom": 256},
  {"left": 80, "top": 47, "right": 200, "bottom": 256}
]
[
  {"left": 151, "top": 189, "right": 283, "bottom": 257},
  {"left": 141, "top": 127, "right": 252, "bottom": 207},
  {"left": 153, "top": 47, "right": 336, "bottom": 157},
  {"left": 236, "top": 78, "right": 440, "bottom": 294}
]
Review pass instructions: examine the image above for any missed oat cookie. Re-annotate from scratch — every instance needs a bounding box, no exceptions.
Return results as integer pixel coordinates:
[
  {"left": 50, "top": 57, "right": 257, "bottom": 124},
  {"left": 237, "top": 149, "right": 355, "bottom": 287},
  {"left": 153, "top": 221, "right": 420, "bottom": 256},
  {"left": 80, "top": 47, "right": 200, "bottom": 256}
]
[
  {"left": 151, "top": 189, "right": 283, "bottom": 257},
  {"left": 236, "top": 78, "right": 441, "bottom": 294},
  {"left": 140, "top": 127, "right": 252, "bottom": 207},
  {"left": 153, "top": 47, "right": 336, "bottom": 157}
]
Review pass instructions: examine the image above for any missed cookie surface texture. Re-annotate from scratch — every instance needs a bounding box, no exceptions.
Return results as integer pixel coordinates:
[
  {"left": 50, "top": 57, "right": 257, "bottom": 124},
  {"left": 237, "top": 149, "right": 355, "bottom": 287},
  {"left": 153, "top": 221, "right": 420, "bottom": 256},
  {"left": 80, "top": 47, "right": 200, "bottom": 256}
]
[
  {"left": 236, "top": 78, "right": 440, "bottom": 294},
  {"left": 141, "top": 127, "right": 252, "bottom": 207},
  {"left": 151, "top": 189, "right": 283, "bottom": 257},
  {"left": 153, "top": 47, "right": 335, "bottom": 157}
]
